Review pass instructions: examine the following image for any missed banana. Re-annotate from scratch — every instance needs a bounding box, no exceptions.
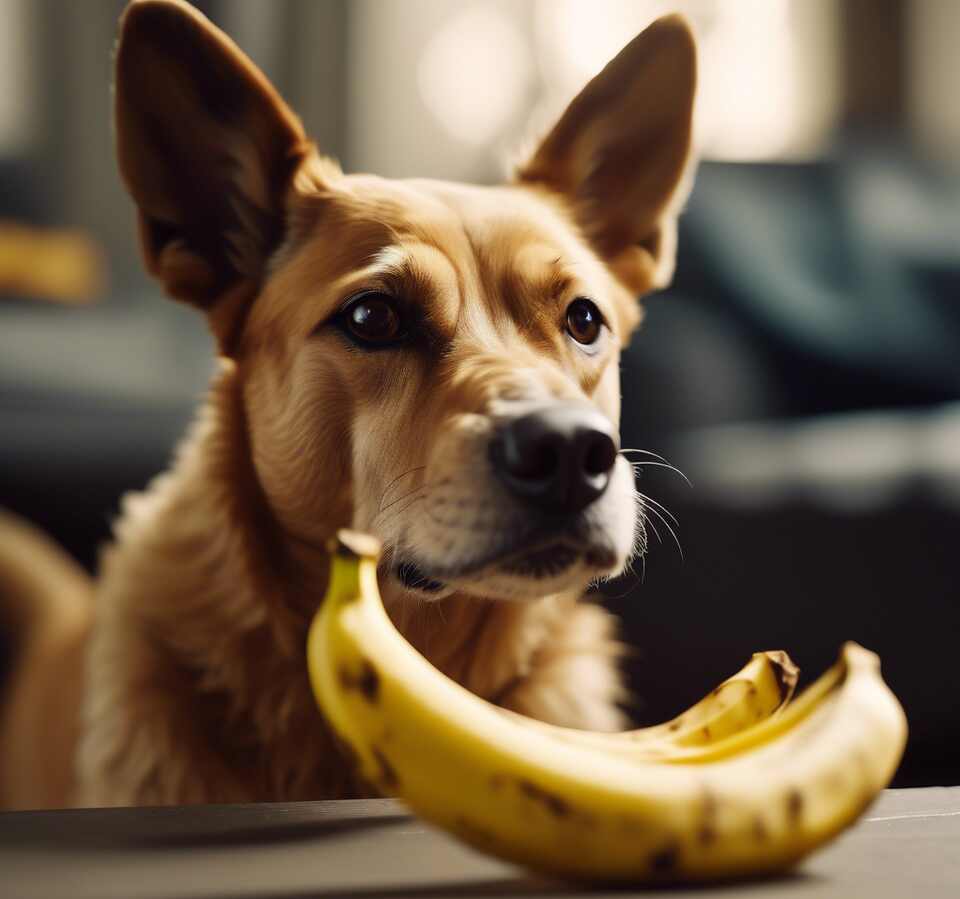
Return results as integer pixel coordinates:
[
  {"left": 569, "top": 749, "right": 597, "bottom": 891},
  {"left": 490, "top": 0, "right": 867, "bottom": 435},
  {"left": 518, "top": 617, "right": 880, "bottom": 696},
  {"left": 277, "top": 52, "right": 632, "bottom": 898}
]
[
  {"left": 497, "top": 648, "right": 798, "bottom": 761},
  {"left": 308, "top": 531, "right": 907, "bottom": 883}
]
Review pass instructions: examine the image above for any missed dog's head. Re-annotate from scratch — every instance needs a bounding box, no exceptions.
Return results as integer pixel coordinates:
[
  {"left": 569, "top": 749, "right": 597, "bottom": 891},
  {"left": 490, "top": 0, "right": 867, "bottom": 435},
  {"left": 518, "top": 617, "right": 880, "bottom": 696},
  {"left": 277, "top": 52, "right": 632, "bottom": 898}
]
[{"left": 114, "top": 0, "right": 696, "bottom": 603}]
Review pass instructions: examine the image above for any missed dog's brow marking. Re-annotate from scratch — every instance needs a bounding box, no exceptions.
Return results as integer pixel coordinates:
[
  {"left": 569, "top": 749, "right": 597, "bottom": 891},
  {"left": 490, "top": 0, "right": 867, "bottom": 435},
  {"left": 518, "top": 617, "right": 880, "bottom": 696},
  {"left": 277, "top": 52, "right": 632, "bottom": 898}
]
[
  {"left": 369, "top": 245, "right": 408, "bottom": 277},
  {"left": 415, "top": 226, "right": 470, "bottom": 339},
  {"left": 363, "top": 246, "right": 422, "bottom": 290},
  {"left": 443, "top": 218, "right": 486, "bottom": 340},
  {"left": 461, "top": 228, "right": 482, "bottom": 331},
  {"left": 355, "top": 241, "right": 463, "bottom": 344},
  {"left": 378, "top": 465, "right": 426, "bottom": 513}
]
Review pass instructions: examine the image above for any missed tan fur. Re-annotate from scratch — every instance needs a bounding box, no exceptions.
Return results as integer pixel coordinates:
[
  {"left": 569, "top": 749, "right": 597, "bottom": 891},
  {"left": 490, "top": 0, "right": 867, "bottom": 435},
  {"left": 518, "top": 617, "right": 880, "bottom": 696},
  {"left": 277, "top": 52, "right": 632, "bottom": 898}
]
[
  {"left": 0, "top": 1, "right": 696, "bottom": 808},
  {"left": 0, "top": 511, "right": 92, "bottom": 808}
]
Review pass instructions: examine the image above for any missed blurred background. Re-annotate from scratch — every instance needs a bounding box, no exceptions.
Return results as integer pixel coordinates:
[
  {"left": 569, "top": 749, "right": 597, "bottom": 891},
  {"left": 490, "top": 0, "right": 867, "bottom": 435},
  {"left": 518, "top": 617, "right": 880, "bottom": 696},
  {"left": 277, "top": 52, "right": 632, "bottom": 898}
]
[{"left": 0, "top": 1, "right": 957, "bottom": 787}]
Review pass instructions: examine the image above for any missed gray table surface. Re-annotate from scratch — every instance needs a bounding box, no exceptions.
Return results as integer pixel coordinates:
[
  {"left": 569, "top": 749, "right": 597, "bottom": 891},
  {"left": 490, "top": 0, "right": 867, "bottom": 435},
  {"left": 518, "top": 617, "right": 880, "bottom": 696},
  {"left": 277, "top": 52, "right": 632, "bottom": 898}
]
[{"left": 3, "top": 787, "right": 958, "bottom": 899}]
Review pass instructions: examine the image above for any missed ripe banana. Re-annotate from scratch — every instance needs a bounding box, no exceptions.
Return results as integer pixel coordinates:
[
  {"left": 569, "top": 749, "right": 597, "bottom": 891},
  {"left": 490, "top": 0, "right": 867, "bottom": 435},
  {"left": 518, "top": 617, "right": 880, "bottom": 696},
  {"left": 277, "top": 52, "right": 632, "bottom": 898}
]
[
  {"left": 497, "top": 647, "right": 798, "bottom": 762},
  {"left": 307, "top": 531, "right": 907, "bottom": 883}
]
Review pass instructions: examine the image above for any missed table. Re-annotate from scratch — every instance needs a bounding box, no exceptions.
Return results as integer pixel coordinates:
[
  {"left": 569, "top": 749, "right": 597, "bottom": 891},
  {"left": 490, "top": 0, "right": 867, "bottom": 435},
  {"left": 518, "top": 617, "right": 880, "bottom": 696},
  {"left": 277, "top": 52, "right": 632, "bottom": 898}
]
[{"left": 3, "top": 787, "right": 958, "bottom": 898}]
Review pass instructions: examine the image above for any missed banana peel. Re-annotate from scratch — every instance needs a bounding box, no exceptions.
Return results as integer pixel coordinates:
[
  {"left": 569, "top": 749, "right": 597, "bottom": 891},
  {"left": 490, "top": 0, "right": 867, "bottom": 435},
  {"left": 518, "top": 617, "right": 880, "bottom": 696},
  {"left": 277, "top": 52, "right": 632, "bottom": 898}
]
[{"left": 307, "top": 530, "right": 907, "bottom": 883}]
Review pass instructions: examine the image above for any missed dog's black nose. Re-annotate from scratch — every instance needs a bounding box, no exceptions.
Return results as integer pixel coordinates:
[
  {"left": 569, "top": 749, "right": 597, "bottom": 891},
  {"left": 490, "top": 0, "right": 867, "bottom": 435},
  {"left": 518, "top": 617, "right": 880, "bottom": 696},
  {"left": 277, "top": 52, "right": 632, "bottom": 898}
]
[{"left": 490, "top": 404, "right": 618, "bottom": 515}]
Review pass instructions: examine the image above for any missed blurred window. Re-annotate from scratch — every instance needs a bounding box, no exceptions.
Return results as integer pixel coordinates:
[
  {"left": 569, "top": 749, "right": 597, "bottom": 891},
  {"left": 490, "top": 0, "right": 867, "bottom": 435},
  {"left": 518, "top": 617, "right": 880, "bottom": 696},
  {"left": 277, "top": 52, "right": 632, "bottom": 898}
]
[
  {"left": 909, "top": 0, "right": 960, "bottom": 163},
  {"left": 534, "top": 0, "right": 840, "bottom": 162},
  {"left": 0, "top": 0, "right": 33, "bottom": 155}
]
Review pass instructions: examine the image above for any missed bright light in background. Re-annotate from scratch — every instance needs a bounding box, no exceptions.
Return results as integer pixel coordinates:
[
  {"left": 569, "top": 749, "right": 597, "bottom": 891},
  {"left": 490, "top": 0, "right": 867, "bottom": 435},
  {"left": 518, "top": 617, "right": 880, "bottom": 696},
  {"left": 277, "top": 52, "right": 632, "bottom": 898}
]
[
  {"left": 697, "top": 0, "right": 796, "bottom": 160},
  {"left": 534, "top": 0, "right": 840, "bottom": 162},
  {"left": 418, "top": 5, "right": 532, "bottom": 147},
  {"left": 535, "top": 0, "right": 676, "bottom": 83}
]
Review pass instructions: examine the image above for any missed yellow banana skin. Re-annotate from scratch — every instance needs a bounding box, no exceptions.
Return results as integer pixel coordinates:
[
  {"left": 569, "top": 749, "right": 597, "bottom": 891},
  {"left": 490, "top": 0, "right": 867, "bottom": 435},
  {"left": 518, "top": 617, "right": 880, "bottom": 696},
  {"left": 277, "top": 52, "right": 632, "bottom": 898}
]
[
  {"left": 629, "top": 649, "right": 798, "bottom": 747},
  {"left": 499, "top": 648, "right": 798, "bottom": 762},
  {"left": 308, "top": 531, "right": 908, "bottom": 883}
]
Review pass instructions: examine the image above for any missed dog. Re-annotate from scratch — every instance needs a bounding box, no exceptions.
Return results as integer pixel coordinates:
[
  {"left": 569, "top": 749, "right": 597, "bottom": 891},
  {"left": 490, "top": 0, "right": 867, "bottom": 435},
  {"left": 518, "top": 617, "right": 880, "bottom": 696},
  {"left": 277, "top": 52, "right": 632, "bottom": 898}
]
[{"left": 0, "top": 0, "right": 696, "bottom": 808}]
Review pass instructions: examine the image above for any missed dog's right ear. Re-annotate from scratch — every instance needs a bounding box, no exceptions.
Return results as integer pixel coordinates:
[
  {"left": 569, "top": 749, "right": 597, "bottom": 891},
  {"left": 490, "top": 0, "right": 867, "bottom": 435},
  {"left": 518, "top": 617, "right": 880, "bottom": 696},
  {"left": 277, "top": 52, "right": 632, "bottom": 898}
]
[
  {"left": 517, "top": 15, "right": 697, "bottom": 298},
  {"left": 114, "top": 0, "right": 313, "bottom": 353}
]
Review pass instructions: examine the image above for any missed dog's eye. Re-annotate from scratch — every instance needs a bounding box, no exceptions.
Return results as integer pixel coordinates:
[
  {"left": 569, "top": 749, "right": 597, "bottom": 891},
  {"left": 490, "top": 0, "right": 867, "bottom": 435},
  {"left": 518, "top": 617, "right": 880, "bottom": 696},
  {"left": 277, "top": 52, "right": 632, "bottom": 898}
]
[
  {"left": 339, "top": 292, "right": 405, "bottom": 347},
  {"left": 565, "top": 298, "right": 603, "bottom": 346}
]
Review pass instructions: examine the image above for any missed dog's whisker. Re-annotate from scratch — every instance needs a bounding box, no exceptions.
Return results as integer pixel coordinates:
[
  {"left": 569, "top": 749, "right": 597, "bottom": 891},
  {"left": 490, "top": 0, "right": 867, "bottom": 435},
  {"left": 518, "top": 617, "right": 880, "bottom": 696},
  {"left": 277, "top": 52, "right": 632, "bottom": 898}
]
[
  {"left": 636, "top": 491, "right": 680, "bottom": 528},
  {"left": 377, "top": 542, "right": 398, "bottom": 571},
  {"left": 372, "top": 491, "right": 429, "bottom": 529},
  {"left": 643, "top": 504, "right": 684, "bottom": 561},
  {"left": 620, "top": 448, "right": 670, "bottom": 463},
  {"left": 622, "top": 545, "right": 645, "bottom": 588},
  {"left": 620, "top": 448, "right": 692, "bottom": 488},
  {"left": 375, "top": 480, "right": 439, "bottom": 519},
  {"left": 377, "top": 465, "right": 427, "bottom": 513},
  {"left": 627, "top": 516, "right": 649, "bottom": 586},
  {"left": 633, "top": 516, "right": 649, "bottom": 557},
  {"left": 639, "top": 506, "right": 664, "bottom": 548},
  {"left": 627, "top": 459, "right": 693, "bottom": 486},
  {"left": 395, "top": 495, "right": 429, "bottom": 520}
]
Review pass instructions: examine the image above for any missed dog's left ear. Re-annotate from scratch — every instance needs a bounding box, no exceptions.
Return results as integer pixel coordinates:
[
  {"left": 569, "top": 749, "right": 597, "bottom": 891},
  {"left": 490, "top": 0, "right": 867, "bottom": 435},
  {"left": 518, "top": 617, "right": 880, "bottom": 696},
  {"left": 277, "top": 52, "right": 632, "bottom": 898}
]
[
  {"left": 114, "top": 0, "right": 313, "bottom": 354},
  {"left": 517, "top": 15, "right": 697, "bottom": 295}
]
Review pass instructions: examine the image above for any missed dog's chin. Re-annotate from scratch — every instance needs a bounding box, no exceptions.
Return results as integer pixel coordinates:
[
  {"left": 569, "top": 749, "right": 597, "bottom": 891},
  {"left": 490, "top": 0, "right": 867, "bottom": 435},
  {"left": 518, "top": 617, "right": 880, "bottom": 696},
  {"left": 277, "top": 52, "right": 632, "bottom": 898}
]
[
  {"left": 452, "top": 556, "right": 597, "bottom": 601},
  {"left": 391, "top": 540, "right": 620, "bottom": 602}
]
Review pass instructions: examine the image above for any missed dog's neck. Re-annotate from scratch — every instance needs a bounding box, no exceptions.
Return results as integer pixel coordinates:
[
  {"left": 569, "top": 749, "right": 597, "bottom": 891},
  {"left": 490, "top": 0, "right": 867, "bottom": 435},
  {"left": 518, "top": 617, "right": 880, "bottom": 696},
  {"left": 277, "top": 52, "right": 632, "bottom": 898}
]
[
  {"left": 105, "top": 362, "right": 558, "bottom": 702},
  {"left": 92, "top": 363, "right": 624, "bottom": 802}
]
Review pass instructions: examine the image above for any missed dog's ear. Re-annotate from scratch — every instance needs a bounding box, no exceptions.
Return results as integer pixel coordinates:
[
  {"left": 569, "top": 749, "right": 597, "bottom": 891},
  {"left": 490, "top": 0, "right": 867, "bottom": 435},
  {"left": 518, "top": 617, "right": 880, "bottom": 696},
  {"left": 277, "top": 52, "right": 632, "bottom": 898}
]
[
  {"left": 114, "top": 0, "right": 312, "bottom": 353},
  {"left": 517, "top": 15, "right": 697, "bottom": 295}
]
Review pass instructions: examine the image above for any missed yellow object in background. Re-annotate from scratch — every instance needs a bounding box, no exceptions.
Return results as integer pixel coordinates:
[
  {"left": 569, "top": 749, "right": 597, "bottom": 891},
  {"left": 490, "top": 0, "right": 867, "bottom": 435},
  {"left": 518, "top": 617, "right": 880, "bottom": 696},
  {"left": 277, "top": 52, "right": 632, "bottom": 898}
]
[{"left": 0, "top": 222, "right": 104, "bottom": 305}]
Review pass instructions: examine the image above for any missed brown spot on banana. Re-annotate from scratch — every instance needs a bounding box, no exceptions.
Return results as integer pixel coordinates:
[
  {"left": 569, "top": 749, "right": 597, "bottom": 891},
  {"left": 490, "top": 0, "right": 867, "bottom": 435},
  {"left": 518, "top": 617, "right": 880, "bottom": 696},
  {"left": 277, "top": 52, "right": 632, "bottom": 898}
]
[
  {"left": 517, "top": 779, "right": 571, "bottom": 818},
  {"left": 697, "top": 789, "right": 719, "bottom": 846},
  {"left": 649, "top": 843, "right": 680, "bottom": 874},
  {"left": 786, "top": 789, "right": 804, "bottom": 826},
  {"left": 752, "top": 816, "right": 769, "bottom": 842},
  {"left": 771, "top": 652, "right": 800, "bottom": 702},
  {"left": 337, "top": 660, "right": 380, "bottom": 703}
]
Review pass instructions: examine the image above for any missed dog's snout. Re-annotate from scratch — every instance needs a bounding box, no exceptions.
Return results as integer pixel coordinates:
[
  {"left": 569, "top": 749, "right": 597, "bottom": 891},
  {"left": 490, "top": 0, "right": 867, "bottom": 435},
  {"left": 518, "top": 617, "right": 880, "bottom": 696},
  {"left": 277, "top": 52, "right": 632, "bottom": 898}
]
[{"left": 490, "top": 405, "right": 618, "bottom": 515}]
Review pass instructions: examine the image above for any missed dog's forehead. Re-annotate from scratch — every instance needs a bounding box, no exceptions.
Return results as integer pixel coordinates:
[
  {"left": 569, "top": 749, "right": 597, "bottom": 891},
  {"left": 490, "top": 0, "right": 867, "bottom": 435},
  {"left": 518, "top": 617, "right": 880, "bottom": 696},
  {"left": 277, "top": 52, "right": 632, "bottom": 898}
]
[
  {"left": 256, "top": 172, "right": 611, "bottom": 342},
  {"left": 402, "top": 178, "right": 595, "bottom": 269},
  {"left": 334, "top": 174, "right": 602, "bottom": 275}
]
